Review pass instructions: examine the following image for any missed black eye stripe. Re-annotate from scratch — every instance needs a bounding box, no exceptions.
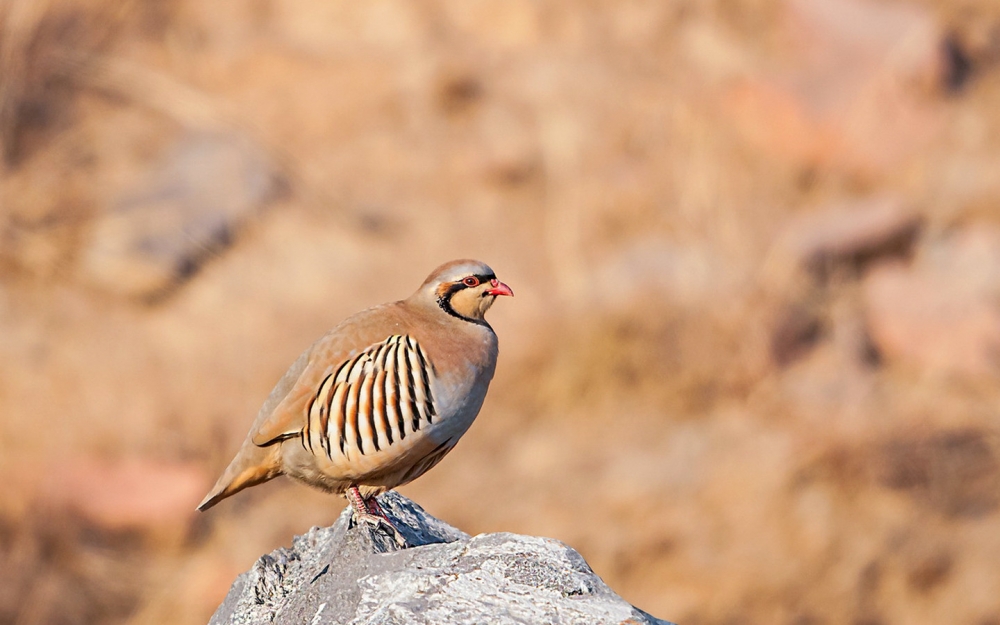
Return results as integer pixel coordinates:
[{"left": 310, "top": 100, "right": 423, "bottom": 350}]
[
  {"left": 461, "top": 273, "right": 495, "bottom": 288},
  {"left": 435, "top": 273, "right": 497, "bottom": 327}
]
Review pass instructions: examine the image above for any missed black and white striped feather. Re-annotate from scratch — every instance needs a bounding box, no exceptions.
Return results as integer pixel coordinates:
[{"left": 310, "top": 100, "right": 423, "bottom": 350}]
[{"left": 300, "top": 335, "right": 438, "bottom": 461}]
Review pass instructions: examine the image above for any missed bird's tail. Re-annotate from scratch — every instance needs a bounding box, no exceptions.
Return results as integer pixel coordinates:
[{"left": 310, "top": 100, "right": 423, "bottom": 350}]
[{"left": 197, "top": 442, "right": 282, "bottom": 511}]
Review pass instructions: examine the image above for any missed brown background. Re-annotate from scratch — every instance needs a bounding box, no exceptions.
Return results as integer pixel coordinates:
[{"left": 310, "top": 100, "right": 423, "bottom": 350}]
[{"left": 2, "top": 1, "right": 1000, "bottom": 624}]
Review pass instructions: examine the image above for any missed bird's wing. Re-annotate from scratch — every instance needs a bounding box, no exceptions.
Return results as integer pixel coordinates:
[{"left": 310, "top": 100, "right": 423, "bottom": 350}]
[{"left": 251, "top": 334, "right": 437, "bottom": 458}]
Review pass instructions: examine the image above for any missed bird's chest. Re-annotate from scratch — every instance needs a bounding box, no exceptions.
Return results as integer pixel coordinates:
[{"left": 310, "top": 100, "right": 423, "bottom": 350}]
[
  {"left": 428, "top": 359, "right": 492, "bottom": 439},
  {"left": 425, "top": 327, "right": 497, "bottom": 428}
]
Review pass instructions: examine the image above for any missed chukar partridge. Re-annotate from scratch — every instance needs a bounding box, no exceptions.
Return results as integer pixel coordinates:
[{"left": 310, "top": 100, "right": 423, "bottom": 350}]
[{"left": 197, "top": 259, "right": 512, "bottom": 544}]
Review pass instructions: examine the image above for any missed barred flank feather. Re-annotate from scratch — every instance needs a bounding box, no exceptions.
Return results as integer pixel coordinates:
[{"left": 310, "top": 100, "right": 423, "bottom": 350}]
[{"left": 308, "top": 335, "right": 437, "bottom": 461}]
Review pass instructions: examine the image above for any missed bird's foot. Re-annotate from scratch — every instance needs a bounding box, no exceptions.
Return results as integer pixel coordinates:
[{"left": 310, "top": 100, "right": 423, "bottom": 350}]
[
  {"left": 347, "top": 486, "right": 407, "bottom": 548},
  {"left": 354, "top": 510, "right": 407, "bottom": 547}
]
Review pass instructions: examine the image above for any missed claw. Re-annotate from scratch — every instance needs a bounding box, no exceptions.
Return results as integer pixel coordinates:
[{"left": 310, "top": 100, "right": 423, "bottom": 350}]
[{"left": 347, "top": 486, "right": 407, "bottom": 547}]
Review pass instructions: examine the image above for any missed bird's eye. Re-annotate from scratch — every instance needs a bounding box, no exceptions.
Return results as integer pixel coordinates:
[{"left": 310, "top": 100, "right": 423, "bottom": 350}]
[{"left": 462, "top": 276, "right": 479, "bottom": 287}]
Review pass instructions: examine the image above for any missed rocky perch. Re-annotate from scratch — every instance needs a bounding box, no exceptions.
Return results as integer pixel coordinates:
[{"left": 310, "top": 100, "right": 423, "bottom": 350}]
[{"left": 210, "top": 492, "right": 675, "bottom": 625}]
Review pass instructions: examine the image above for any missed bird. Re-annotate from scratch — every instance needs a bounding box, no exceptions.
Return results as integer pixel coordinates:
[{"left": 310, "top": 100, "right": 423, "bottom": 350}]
[{"left": 197, "top": 259, "right": 512, "bottom": 545}]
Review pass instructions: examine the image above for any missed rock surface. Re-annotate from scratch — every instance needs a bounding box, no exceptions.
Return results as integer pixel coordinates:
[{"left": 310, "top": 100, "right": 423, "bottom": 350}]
[
  {"left": 722, "top": 0, "right": 943, "bottom": 174},
  {"left": 768, "top": 196, "right": 922, "bottom": 283},
  {"left": 863, "top": 226, "right": 1000, "bottom": 377},
  {"left": 209, "top": 492, "right": 673, "bottom": 625},
  {"left": 80, "top": 132, "right": 283, "bottom": 302}
]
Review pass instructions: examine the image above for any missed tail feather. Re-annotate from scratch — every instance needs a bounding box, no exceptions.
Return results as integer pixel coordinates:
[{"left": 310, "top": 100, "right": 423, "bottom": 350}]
[{"left": 197, "top": 444, "right": 282, "bottom": 511}]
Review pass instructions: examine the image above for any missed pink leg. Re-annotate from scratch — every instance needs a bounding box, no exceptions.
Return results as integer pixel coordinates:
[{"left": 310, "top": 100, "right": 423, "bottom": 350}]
[{"left": 347, "top": 486, "right": 406, "bottom": 547}]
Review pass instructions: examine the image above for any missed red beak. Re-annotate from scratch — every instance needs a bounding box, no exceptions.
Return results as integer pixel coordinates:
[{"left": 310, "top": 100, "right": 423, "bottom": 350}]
[{"left": 486, "top": 278, "right": 513, "bottom": 297}]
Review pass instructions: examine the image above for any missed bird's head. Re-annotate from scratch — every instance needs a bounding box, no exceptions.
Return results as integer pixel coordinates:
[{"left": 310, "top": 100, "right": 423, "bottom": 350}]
[{"left": 412, "top": 259, "right": 513, "bottom": 325}]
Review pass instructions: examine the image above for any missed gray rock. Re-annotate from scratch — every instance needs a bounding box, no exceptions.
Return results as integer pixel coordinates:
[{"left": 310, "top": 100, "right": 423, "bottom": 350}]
[
  {"left": 863, "top": 225, "right": 1000, "bottom": 377},
  {"left": 210, "top": 492, "right": 674, "bottom": 625},
  {"left": 766, "top": 196, "right": 922, "bottom": 289},
  {"left": 80, "top": 132, "right": 284, "bottom": 302}
]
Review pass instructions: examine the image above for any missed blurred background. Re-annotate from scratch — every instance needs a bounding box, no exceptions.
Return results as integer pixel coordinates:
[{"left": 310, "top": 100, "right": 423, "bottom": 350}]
[{"left": 2, "top": 0, "right": 1000, "bottom": 623}]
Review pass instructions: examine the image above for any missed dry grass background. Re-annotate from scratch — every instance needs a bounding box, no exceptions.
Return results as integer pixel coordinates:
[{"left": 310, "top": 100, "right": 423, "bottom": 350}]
[{"left": 2, "top": 0, "right": 1000, "bottom": 623}]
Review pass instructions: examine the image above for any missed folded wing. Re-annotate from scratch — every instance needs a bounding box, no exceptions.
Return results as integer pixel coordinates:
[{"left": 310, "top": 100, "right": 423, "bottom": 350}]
[{"left": 252, "top": 335, "right": 437, "bottom": 461}]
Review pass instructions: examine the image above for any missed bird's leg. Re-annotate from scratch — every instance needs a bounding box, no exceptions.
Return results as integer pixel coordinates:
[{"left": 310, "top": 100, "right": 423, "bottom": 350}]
[
  {"left": 346, "top": 486, "right": 406, "bottom": 547},
  {"left": 346, "top": 485, "right": 380, "bottom": 525},
  {"left": 364, "top": 495, "right": 390, "bottom": 520}
]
